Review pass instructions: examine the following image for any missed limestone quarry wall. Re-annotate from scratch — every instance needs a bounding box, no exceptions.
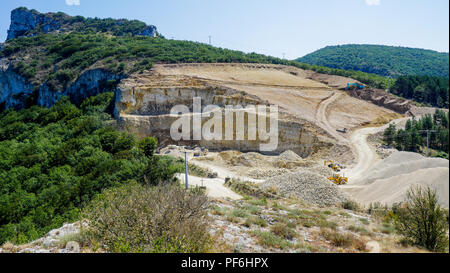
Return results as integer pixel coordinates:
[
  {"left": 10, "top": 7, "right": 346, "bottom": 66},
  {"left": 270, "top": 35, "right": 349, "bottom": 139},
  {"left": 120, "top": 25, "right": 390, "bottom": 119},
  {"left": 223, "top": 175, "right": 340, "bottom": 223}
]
[{"left": 116, "top": 84, "right": 328, "bottom": 157}]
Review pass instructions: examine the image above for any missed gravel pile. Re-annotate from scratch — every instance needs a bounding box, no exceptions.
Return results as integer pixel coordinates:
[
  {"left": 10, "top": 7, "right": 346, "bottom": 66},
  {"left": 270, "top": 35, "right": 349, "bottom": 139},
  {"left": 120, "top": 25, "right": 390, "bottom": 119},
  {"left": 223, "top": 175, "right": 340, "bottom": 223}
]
[
  {"left": 362, "top": 152, "right": 449, "bottom": 185},
  {"left": 234, "top": 152, "right": 267, "bottom": 167},
  {"left": 247, "top": 168, "right": 290, "bottom": 179},
  {"left": 353, "top": 151, "right": 449, "bottom": 207},
  {"left": 278, "top": 150, "right": 303, "bottom": 161},
  {"left": 259, "top": 171, "right": 348, "bottom": 206}
]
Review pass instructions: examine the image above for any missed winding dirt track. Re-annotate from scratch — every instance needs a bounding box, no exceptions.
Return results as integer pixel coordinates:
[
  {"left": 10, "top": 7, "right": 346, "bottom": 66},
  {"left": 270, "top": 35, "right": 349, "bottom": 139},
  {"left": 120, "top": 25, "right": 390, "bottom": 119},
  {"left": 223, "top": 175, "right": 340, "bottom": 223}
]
[
  {"left": 315, "top": 91, "right": 349, "bottom": 144},
  {"left": 343, "top": 117, "right": 411, "bottom": 183}
]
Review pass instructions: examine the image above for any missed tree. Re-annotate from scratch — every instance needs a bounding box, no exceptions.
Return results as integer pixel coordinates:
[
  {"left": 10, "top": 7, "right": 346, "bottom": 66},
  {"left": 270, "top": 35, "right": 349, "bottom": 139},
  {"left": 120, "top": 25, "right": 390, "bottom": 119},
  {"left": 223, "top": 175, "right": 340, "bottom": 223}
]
[
  {"left": 383, "top": 123, "right": 396, "bottom": 147},
  {"left": 395, "top": 186, "right": 449, "bottom": 252},
  {"left": 138, "top": 137, "right": 158, "bottom": 158}
]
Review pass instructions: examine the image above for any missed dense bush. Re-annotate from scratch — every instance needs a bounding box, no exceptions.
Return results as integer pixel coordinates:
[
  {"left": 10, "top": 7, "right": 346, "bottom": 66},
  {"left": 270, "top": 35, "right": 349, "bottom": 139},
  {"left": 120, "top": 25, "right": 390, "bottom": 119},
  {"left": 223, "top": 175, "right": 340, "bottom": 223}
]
[
  {"left": 82, "top": 182, "right": 211, "bottom": 253},
  {"left": 395, "top": 186, "right": 449, "bottom": 252},
  {"left": 0, "top": 92, "right": 177, "bottom": 244}
]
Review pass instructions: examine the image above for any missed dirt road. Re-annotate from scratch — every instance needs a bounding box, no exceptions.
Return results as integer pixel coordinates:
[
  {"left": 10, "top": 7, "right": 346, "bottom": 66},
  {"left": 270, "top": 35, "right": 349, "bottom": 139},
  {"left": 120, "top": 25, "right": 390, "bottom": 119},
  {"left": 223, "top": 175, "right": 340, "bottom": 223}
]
[
  {"left": 315, "top": 91, "right": 349, "bottom": 144},
  {"left": 343, "top": 117, "right": 412, "bottom": 183},
  {"left": 176, "top": 174, "right": 242, "bottom": 200}
]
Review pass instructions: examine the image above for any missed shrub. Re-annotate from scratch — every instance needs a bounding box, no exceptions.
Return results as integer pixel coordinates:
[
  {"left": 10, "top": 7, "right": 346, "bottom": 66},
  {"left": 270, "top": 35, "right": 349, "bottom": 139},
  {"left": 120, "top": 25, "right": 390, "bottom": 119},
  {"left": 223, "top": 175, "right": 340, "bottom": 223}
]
[
  {"left": 82, "top": 182, "right": 211, "bottom": 253},
  {"left": 245, "top": 216, "right": 267, "bottom": 227},
  {"left": 270, "top": 223, "right": 296, "bottom": 240},
  {"left": 252, "top": 230, "right": 292, "bottom": 249},
  {"left": 394, "top": 186, "right": 449, "bottom": 252},
  {"left": 320, "top": 228, "right": 366, "bottom": 251},
  {"left": 342, "top": 200, "right": 360, "bottom": 211}
]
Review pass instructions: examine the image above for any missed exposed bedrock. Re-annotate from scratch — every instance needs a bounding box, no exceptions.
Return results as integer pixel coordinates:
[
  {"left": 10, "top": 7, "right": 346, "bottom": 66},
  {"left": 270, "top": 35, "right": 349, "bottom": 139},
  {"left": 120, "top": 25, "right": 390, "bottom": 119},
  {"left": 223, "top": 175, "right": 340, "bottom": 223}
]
[{"left": 116, "top": 83, "right": 330, "bottom": 157}]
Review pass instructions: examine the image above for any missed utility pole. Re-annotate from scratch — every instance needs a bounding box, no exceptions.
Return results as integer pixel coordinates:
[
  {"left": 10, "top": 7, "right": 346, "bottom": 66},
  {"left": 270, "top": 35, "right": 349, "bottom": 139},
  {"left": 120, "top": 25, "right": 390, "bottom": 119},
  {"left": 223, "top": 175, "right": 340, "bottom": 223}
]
[
  {"left": 208, "top": 35, "right": 212, "bottom": 45},
  {"left": 282, "top": 53, "right": 286, "bottom": 60},
  {"left": 184, "top": 151, "right": 189, "bottom": 189},
  {"left": 420, "top": 129, "right": 437, "bottom": 157},
  {"left": 387, "top": 76, "right": 391, "bottom": 93}
]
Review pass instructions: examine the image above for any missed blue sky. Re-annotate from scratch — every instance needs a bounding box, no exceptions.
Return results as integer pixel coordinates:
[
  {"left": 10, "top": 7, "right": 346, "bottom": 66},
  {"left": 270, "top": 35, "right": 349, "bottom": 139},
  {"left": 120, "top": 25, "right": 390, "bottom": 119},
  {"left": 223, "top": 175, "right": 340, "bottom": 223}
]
[{"left": 1, "top": 0, "right": 448, "bottom": 59}]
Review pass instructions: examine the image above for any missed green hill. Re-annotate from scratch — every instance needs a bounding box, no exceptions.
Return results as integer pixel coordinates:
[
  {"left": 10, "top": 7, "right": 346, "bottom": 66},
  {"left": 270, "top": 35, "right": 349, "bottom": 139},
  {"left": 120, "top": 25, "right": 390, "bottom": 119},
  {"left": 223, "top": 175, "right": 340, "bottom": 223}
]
[{"left": 297, "top": 44, "right": 449, "bottom": 78}]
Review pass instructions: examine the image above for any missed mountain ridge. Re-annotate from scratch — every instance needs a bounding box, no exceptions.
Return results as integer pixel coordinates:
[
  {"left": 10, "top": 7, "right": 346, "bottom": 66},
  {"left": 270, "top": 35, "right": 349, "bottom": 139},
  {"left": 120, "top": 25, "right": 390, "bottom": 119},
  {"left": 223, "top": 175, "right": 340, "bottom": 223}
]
[{"left": 297, "top": 44, "right": 449, "bottom": 78}]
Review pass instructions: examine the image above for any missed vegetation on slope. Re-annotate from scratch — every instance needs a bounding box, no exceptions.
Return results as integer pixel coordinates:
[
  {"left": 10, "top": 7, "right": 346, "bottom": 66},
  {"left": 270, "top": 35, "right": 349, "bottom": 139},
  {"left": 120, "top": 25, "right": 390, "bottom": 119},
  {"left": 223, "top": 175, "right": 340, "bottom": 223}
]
[
  {"left": 83, "top": 183, "right": 211, "bottom": 253},
  {"left": 395, "top": 186, "right": 449, "bottom": 252},
  {"left": 297, "top": 44, "right": 449, "bottom": 78},
  {"left": 0, "top": 92, "right": 186, "bottom": 245},
  {"left": 392, "top": 75, "right": 449, "bottom": 108},
  {"left": 1, "top": 32, "right": 394, "bottom": 93},
  {"left": 383, "top": 109, "right": 449, "bottom": 158}
]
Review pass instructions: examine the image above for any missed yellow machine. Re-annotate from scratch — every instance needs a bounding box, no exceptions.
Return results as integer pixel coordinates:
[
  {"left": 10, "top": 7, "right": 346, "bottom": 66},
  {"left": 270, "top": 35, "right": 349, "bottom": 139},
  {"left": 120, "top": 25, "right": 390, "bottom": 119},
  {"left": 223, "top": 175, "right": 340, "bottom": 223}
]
[
  {"left": 328, "top": 174, "right": 349, "bottom": 185},
  {"left": 324, "top": 160, "right": 341, "bottom": 172}
]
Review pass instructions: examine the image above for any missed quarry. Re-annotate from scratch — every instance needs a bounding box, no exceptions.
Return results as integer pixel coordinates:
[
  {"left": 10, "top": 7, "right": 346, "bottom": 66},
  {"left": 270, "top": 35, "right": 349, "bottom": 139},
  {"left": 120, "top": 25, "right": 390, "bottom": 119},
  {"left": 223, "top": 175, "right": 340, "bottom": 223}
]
[
  {"left": 113, "top": 62, "right": 449, "bottom": 209},
  {"left": 0, "top": 6, "right": 448, "bottom": 255}
]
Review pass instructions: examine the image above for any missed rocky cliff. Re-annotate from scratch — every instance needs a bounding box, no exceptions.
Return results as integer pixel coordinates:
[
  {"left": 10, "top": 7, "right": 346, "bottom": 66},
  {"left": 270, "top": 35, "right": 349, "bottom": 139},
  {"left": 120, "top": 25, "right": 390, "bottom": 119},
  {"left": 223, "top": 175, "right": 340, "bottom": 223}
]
[
  {"left": 0, "top": 57, "right": 122, "bottom": 109},
  {"left": 6, "top": 7, "right": 158, "bottom": 40}
]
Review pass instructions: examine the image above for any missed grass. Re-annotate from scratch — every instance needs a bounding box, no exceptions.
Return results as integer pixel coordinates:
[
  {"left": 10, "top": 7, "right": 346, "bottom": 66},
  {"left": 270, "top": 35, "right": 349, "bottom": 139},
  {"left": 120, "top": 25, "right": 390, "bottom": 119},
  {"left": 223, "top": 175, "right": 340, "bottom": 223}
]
[
  {"left": 342, "top": 200, "right": 361, "bottom": 211},
  {"left": 57, "top": 231, "right": 88, "bottom": 248},
  {"left": 320, "top": 228, "right": 366, "bottom": 251},
  {"left": 347, "top": 225, "right": 372, "bottom": 236},
  {"left": 243, "top": 216, "right": 268, "bottom": 228},
  {"left": 380, "top": 222, "right": 396, "bottom": 234},
  {"left": 359, "top": 218, "right": 370, "bottom": 225},
  {"left": 252, "top": 230, "right": 292, "bottom": 250},
  {"left": 316, "top": 219, "right": 338, "bottom": 230},
  {"left": 242, "top": 204, "right": 261, "bottom": 215},
  {"left": 270, "top": 223, "right": 297, "bottom": 240},
  {"left": 210, "top": 205, "right": 227, "bottom": 216},
  {"left": 247, "top": 198, "right": 268, "bottom": 207},
  {"left": 230, "top": 208, "right": 249, "bottom": 218}
]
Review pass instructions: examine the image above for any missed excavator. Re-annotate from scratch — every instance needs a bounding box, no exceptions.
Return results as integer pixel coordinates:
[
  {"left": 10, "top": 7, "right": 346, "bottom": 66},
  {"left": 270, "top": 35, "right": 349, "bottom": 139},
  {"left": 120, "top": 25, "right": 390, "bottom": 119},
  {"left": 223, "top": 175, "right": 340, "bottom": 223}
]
[
  {"left": 346, "top": 83, "right": 365, "bottom": 90},
  {"left": 324, "top": 160, "right": 342, "bottom": 172}
]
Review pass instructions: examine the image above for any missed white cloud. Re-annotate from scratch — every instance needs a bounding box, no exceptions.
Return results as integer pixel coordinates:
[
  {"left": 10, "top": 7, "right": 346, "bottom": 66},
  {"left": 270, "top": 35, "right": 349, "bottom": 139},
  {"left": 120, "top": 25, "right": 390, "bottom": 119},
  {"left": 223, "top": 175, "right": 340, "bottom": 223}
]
[
  {"left": 365, "top": 0, "right": 380, "bottom": 6},
  {"left": 66, "top": 0, "right": 80, "bottom": 6}
]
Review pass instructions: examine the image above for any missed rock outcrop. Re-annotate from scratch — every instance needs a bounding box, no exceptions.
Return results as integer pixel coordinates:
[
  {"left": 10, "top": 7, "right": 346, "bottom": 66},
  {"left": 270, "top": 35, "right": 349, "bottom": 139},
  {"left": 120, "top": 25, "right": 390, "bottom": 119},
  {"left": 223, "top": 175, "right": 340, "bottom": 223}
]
[
  {"left": 0, "top": 58, "right": 35, "bottom": 109},
  {"left": 7, "top": 7, "right": 62, "bottom": 40},
  {"left": 0, "top": 58, "right": 121, "bottom": 109},
  {"left": 6, "top": 7, "right": 158, "bottom": 40},
  {"left": 346, "top": 87, "right": 412, "bottom": 114}
]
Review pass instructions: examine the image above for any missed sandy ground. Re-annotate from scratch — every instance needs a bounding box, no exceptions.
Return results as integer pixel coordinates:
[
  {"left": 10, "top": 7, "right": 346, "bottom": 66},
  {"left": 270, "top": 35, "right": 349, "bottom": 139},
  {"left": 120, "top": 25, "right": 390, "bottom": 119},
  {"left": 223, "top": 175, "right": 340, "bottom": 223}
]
[{"left": 176, "top": 173, "right": 242, "bottom": 200}]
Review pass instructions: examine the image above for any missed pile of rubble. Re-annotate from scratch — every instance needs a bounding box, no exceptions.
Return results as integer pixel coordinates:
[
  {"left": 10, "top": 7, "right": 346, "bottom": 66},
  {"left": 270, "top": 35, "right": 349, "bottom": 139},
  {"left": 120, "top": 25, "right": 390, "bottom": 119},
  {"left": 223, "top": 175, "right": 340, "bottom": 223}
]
[{"left": 259, "top": 171, "right": 349, "bottom": 206}]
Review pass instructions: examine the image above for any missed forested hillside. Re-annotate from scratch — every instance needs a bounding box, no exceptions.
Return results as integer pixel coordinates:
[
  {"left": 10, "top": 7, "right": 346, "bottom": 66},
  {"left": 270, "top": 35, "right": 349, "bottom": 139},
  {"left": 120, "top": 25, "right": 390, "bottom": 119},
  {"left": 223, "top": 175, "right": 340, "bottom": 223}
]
[
  {"left": 297, "top": 44, "right": 449, "bottom": 78},
  {"left": 0, "top": 93, "right": 185, "bottom": 244},
  {"left": 392, "top": 76, "right": 449, "bottom": 108},
  {"left": 383, "top": 109, "right": 449, "bottom": 158}
]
